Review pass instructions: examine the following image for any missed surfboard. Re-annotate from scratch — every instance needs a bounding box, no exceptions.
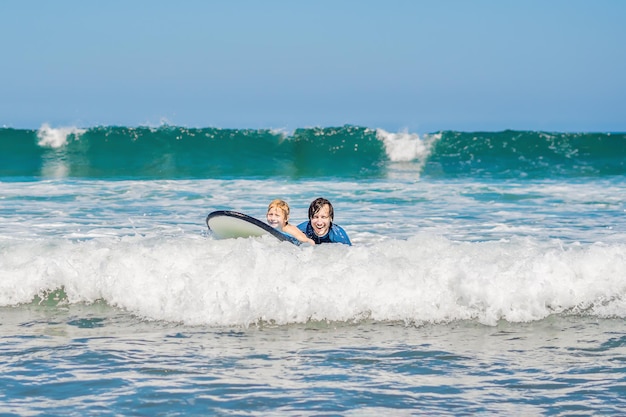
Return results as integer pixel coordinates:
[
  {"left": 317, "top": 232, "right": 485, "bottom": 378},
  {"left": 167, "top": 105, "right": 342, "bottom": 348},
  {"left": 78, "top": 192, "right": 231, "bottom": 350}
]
[{"left": 206, "top": 210, "right": 300, "bottom": 245}]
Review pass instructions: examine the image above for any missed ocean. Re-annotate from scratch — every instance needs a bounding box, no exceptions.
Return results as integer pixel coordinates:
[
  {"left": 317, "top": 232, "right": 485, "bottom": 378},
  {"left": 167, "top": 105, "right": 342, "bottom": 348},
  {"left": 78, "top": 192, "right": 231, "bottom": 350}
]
[{"left": 1, "top": 124, "right": 625, "bottom": 415}]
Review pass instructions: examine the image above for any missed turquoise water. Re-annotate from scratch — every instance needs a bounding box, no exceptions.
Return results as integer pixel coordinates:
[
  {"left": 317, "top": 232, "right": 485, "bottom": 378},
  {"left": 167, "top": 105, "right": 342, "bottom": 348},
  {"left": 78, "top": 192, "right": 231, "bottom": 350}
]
[
  {"left": 1, "top": 125, "right": 626, "bottom": 415},
  {"left": 2, "top": 125, "right": 625, "bottom": 180}
]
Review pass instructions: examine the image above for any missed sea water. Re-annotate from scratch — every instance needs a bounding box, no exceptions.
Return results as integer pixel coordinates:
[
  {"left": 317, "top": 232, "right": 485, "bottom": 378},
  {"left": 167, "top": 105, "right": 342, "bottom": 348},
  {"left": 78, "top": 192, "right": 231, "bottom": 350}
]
[{"left": 1, "top": 125, "right": 625, "bottom": 415}]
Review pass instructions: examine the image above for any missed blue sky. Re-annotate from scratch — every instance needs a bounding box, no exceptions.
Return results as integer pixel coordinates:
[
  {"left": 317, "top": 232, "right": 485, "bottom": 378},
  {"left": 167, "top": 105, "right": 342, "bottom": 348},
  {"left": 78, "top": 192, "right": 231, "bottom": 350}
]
[{"left": 1, "top": 0, "right": 625, "bottom": 133}]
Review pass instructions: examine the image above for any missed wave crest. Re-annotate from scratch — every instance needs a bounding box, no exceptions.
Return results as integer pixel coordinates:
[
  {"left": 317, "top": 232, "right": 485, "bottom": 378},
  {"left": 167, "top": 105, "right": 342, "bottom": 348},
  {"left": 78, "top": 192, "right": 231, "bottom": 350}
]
[{"left": 36, "top": 123, "right": 86, "bottom": 148}]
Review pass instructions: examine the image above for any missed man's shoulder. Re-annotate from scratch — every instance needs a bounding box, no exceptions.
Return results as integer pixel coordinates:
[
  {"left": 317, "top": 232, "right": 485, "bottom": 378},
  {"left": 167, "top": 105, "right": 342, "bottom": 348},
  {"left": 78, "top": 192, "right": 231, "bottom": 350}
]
[
  {"left": 296, "top": 221, "right": 309, "bottom": 232},
  {"left": 331, "top": 223, "right": 348, "bottom": 233},
  {"left": 329, "top": 224, "right": 352, "bottom": 245}
]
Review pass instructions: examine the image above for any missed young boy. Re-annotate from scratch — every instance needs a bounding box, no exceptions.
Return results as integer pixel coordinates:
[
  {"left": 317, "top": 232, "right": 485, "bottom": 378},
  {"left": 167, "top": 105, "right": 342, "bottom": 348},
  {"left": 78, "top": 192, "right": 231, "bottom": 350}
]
[{"left": 267, "top": 199, "right": 315, "bottom": 245}]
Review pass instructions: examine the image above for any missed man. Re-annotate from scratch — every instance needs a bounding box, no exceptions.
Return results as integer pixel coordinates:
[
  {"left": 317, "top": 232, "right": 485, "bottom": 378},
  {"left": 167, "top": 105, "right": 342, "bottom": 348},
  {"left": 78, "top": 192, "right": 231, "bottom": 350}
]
[{"left": 297, "top": 197, "right": 351, "bottom": 245}]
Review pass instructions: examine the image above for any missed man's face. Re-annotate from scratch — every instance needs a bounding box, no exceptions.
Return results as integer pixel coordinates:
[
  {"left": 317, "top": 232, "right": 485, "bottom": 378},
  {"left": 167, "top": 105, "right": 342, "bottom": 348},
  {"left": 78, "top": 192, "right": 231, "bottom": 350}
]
[{"left": 311, "top": 204, "right": 331, "bottom": 236}]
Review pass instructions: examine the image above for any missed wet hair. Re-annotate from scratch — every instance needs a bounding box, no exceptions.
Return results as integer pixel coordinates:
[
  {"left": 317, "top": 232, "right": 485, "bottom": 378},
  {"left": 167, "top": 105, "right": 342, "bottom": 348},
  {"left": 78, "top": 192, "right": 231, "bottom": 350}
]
[
  {"left": 267, "top": 199, "right": 290, "bottom": 222},
  {"left": 308, "top": 197, "right": 334, "bottom": 221}
]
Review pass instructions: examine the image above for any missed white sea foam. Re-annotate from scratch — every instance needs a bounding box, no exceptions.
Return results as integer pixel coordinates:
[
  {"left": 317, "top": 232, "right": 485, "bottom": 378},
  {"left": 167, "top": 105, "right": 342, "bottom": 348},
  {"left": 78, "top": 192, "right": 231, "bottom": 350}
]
[
  {"left": 36, "top": 123, "right": 86, "bottom": 148},
  {"left": 1, "top": 234, "right": 625, "bottom": 327},
  {"left": 1, "top": 176, "right": 624, "bottom": 327},
  {"left": 269, "top": 127, "right": 291, "bottom": 139},
  {"left": 375, "top": 128, "right": 439, "bottom": 162}
]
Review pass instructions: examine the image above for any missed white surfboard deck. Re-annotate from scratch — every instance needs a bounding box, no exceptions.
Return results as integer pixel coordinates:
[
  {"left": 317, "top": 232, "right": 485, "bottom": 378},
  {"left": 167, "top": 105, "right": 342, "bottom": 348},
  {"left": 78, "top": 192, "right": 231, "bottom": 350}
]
[{"left": 206, "top": 210, "right": 299, "bottom": 244}]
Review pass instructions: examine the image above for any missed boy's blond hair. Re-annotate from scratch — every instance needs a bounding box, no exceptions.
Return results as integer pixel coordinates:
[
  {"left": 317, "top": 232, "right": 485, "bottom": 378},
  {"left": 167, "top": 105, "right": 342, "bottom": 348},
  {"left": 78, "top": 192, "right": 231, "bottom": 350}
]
[{"left": 267, "top": 199, "right": 290, "bottom": 223}]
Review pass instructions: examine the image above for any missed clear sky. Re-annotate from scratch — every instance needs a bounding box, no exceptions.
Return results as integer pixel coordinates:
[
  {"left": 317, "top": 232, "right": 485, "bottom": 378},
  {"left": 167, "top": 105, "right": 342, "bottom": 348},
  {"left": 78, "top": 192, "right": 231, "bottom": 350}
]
[{"left": 1, "top": 0, "right": 625, "bottom": 133}]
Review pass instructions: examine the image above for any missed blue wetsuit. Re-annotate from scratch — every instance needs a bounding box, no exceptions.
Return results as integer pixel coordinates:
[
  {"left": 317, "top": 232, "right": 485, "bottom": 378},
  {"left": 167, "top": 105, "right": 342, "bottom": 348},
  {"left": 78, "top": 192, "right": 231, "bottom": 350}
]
[{"left": 297, "top": 221, "right": 352, "bottom": 245}]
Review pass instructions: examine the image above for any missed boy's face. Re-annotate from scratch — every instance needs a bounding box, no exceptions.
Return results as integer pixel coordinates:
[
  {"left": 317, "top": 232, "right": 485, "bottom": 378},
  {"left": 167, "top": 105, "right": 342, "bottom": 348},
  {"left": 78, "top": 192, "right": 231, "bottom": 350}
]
[
  {"left": 310, "top": 204, "right": 332, "bottom": 236},
  {"left": 267, "top": 207, "right": 287, "bottom": 229}
]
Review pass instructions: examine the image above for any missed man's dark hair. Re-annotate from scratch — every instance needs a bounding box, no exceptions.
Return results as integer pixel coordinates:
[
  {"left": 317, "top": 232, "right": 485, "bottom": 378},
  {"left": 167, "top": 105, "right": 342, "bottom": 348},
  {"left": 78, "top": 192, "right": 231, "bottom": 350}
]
[{"left": 308, "top": 197, "right": 334, "bottom": 221}]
